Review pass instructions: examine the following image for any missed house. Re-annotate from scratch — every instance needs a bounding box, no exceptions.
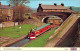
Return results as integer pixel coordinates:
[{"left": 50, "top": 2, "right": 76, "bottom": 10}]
[
  {"left": 0, "top": 2, "right": 13, "bottom": 22},
  {"left": 37, "top": 3, "right": 73, "bottom": 13}
]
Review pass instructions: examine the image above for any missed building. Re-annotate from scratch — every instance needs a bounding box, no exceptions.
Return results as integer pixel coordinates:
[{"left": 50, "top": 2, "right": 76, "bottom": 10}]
[
  {"left": 0, "top": 2, "right": 13, "bottom": 22},
  {"left": 37, "top": 3, "right": 73, "bottom": 13}
]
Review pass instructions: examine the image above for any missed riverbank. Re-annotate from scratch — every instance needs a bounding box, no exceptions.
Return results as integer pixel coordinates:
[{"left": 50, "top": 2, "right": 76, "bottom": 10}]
[{"left": 0, "top": 24, "right": 37, "bottom": 47}]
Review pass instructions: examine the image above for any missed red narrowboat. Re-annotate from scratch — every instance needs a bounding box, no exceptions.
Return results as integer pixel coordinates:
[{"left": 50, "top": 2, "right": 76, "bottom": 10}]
[{"left": 26, "top": 23, "right": 51, "bottom": 40}]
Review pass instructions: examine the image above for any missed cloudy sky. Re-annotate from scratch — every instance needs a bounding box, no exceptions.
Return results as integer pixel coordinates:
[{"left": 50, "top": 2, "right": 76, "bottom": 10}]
[{"left": 0, "top": 0, "right": 80, "bottom": 8}]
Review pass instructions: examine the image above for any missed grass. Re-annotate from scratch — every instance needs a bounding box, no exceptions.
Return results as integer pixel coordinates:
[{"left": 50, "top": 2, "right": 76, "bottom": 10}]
[
  {"left": 0, "top": 24, "right": 37, "bottom": 38},
  {"left": 25, "top": 14, "right": 30, "bottom": 18},
  {"left": 24, "top": 28, "right": 56, "bottom": 47},
  {"left": 24, "top": 13, "right": 32, "bottom": 18}
]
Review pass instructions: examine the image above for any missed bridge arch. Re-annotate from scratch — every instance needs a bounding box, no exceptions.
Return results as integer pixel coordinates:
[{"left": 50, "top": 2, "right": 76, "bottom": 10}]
[
  {"left": 42, "top": 17, "right": 49, "bottom": 23},
  {"left": 42, "top": 16, "right": 63, "bottom": 23}
]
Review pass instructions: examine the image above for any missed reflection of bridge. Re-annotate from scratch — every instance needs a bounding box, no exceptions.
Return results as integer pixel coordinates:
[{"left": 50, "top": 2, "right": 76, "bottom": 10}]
[
  {"left": 30, "top": 12, "right": 71, "bottom": 22},
  {"left": 44, "top": 14, "right": 80, "bottom": 47}
]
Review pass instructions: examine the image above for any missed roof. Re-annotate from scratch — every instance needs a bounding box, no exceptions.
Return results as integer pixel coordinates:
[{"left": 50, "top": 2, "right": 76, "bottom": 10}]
[
  {"left": 36, "top": 23, "right": 50, "bottom": 30},
  {"left": 41, "top": 5, "right": 67, "bottom": 10},
  {"left": 0, "top": 5, "right": 12, "bottom": 9}
]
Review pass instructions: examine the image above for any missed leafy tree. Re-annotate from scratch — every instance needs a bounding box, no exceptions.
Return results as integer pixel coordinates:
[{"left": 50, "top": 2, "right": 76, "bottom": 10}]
[{"left": 7, "top": 0, "right": 30, "bottom": 6}]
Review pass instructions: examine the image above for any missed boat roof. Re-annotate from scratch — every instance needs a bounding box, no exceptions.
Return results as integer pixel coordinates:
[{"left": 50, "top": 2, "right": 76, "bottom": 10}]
[{"left": 36, "top": 23, "right": 50, "bottom": 30}]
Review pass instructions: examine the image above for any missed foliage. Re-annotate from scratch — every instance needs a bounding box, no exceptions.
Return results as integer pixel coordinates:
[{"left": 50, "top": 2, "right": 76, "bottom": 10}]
[
  {"left": 72, "top": 7, "right": 80, "bottom": 12},
  {"left": 25, "top": 28, "right": 56, "bottom": 47},
  {"left": 13, "top": 5, "right": 32, "bottom": 22},
  {"left": 0, "top": 24, "right": 37, "bottom": 38},
  {"left": 67, "top": 6, "right": 80, "bottom": 12},
  {"left": 0, "top": 17, "right": 3, "bottom": 23},
  {"left": 7, "top": 0, "right": 30, "bottom": 6}
]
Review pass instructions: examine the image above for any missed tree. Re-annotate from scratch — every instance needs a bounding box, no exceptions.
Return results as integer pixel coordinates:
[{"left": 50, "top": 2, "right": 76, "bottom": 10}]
[
  {"left": 7, "top": 0, "right": 30, "bottom": 6},
  {"left": 69, "top": 6, "right": 73, "bottom": 10},
  {"left": 13, "top": 5, "right": 31, "bottom": 23},
  {"left": 0, "top": 17, "right": 3, "bottom": 23}
]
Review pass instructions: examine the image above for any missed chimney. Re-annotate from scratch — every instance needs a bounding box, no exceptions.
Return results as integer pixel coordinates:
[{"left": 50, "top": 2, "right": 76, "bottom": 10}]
[
  {"left": 39, "top": 3, "right": 41, "bottom": 7},
  {"left": 54, "top": 3, "right": 57, "bottom": 6},
  {"left": 69, "top": 6, "right": 72, "bottom": 10},
  {"left": 0, "top": 2, "right": 1, "bottom": 6},
  {"left": 9, "top": 4, "right": 11, "bottom": 7},
  {"left": 61, "top": 3, "right": 64, "bottom": 6}
]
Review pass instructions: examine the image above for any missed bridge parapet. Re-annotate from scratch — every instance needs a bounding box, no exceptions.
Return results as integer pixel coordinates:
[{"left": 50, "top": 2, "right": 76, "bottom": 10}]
[
  {"left": 47, "top": 14, "right": 73, "bottom": 40},
  {"left": 44, "top": 14, "right": 79, "bottom": 47}
]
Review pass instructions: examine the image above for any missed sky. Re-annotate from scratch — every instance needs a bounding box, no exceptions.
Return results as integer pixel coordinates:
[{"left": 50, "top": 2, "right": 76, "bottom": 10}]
[{"left": 0, "top": 0, "right": 80, "bottom": 9}]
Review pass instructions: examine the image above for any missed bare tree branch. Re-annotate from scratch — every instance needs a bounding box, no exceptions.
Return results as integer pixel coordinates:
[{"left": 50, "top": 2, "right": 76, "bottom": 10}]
[{"left": 7, "top": 0, "right": 30, "bottom": 6}]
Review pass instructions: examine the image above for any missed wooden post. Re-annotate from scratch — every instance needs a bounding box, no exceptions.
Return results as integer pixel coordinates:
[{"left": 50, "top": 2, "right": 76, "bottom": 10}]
[
  {"left": 18, "top": 11, "right": 20, "bottom": 25},
  {"left": 2, "top": 23, "right": 3, "bottom": 30},
  {"left": 14, "top": 22, "right": 15, "bottom": 29}
]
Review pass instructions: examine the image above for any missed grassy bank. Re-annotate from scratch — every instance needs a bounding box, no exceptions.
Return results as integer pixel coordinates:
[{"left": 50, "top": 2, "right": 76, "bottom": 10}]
[
  {"left": 0, "top": 24, "right": 37, "bottom": 38},
  {"left": 24, "top": 28, "right": 56, "bottom": 47}
]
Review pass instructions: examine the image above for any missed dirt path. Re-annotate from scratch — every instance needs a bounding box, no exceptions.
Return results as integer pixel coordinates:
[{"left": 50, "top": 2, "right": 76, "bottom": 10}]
[
  {"left": 0, "top": 35, "right": 26, "bottom": 47},
  {"left": 0, "top": 37, "right": 14, "bottom": 46}
]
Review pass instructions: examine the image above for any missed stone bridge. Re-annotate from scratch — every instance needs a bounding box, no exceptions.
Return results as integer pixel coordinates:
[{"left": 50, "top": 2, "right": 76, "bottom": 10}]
[
  {"left": 30, "top": 12, "right": 71, "bottom": 23},
  {"left": 44, "top": 14, "right": 80, "bottom": 47}
]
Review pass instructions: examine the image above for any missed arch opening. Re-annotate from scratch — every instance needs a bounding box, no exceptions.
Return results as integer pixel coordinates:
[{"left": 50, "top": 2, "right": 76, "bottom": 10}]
[
  {"left": 42, "top": 17, "right": 49, "bottom": 23},
  {"left": 42, "top": 16, "right": 63, "bottom": 25}
]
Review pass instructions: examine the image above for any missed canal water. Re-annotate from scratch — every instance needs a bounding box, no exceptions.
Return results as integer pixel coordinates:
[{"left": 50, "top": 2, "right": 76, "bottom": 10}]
[{"left": 10, "top": 39, "right": 29, "bottom": 47}]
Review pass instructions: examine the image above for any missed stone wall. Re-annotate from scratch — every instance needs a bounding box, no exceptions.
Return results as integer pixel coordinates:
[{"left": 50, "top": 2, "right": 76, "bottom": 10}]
[
  {"left": 30, "top": 12, "right": 71, "bottom": 21},
  {"left": 44, "top": 14, "right": 79, "bottom": 47},
  {"left": 55, "top": 19, "right": 79, "bottom": 47},
  {"left": 0, "top": 9, "right": 13, "bottom": 21},
  {"left": 0, "top": 21, "right": 18, "bottom": 28}
]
